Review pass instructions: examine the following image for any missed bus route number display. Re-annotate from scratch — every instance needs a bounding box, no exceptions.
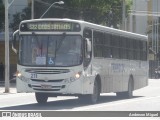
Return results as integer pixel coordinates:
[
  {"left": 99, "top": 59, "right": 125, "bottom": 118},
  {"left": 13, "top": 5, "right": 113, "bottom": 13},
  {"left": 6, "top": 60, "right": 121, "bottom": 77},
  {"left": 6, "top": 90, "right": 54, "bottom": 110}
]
[
  {"left": 20, "top": 22, "right": 81, "bottom": 32},
  {"left": 29, "top": 23, "right": 71, "bottom": 30}
]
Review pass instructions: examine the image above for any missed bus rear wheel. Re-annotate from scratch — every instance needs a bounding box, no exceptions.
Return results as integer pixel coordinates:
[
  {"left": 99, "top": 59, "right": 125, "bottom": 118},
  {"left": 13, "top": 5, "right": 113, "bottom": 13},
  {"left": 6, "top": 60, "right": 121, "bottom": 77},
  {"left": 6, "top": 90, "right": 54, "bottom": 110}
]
[
  {"left": 116, "top": 77, "right": 133, "bottom": 99},
  {"left": 35, "top": 93, "right": 48, "bottom": 104},
  {"left": 126, "top": 78, "right": 133, "bottom": 98}
]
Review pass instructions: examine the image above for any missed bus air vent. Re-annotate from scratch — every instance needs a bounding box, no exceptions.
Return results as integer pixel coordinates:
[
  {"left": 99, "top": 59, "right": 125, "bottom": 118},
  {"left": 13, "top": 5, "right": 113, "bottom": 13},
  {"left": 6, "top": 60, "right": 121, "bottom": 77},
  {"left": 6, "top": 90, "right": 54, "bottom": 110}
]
[{"left": 25, "top": 69, "right": 70, "bottom": 74}]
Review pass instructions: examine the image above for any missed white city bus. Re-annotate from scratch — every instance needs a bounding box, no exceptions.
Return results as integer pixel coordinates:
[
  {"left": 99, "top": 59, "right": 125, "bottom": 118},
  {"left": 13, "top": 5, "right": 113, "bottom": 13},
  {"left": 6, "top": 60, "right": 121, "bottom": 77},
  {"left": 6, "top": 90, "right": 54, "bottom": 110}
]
[{"left": 12, "top": 18, "right": 148, "bottom": 104}]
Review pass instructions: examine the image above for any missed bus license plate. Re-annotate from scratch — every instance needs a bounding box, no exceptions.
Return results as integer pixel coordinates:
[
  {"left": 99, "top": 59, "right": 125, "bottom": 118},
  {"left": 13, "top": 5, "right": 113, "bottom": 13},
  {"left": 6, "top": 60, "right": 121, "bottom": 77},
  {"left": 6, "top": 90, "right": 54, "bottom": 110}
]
[{"left": 41, "top": 84, "right": 52, "bottom": 89}]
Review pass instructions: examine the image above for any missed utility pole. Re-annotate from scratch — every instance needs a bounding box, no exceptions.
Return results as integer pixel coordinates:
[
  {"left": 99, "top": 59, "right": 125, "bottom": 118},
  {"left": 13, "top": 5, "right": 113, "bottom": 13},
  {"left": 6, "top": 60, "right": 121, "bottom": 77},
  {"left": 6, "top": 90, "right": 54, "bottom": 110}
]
[
  {"left": 4, "top": 0, "right": 15, "bottom": 93},
  {"left": 4, "top": 0, "right": 10, "bottom": 93},
  {"left": 40, "top": 1, "right": 64, "bottom": 18},
  {"left": 31, "top": 0, "right": 34, "bottom": 19},
  {"left": 122, "top": 0, "right": 126, "bottom": 30},
  {"left": 156, "top": 0, "right": 159, "bottom": 55}
]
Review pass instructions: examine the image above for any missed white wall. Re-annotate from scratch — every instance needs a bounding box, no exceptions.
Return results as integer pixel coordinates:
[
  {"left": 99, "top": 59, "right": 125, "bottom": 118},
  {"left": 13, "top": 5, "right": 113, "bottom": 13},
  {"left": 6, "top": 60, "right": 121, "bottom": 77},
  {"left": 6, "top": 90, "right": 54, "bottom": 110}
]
[{"left": 129, "top": 0, "right": 148, "bottom": 35}]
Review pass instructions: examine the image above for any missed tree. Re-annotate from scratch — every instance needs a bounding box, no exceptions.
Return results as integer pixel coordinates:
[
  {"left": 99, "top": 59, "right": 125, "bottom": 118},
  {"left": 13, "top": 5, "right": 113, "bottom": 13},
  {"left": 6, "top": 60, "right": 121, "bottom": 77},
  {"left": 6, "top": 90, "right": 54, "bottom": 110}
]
[
  {"left": 10, "top": 4, "right": 31, "bottom": 31},
  {"left": 11, "top": 0, "right": 132, "bottom": 30},
  {"left": 0, "top": 0, "right": 5, "bottom": 31},
  {"left": 34, "top": 0, "right": 114, "bottom": 24},
  {"left": 34, "top": 0, "right": 132, "bottom": 28}
]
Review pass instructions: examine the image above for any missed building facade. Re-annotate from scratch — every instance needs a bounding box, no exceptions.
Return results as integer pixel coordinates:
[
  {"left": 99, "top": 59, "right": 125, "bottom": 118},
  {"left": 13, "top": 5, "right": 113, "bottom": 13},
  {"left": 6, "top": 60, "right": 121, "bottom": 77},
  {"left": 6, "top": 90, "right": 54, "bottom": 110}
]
[
  {"left": 128, "top": 0, "right": 148, "bottom": 35},
  {"left": 129, "top": 0, "right": 160, "bottom": 55},
  {"left": 147, "top": 0, "right": 160, "bottom": 56}
]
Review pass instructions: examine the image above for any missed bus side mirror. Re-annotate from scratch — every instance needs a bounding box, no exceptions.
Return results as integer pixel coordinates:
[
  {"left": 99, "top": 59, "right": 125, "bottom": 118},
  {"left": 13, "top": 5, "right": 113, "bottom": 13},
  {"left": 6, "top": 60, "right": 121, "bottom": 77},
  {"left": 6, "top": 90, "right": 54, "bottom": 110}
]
[
  {"left": 12, "top": 30, "right": 19, "bottom": 54},
  {"left": 85, "top": 38, "right": 91, "bottom": 53}
]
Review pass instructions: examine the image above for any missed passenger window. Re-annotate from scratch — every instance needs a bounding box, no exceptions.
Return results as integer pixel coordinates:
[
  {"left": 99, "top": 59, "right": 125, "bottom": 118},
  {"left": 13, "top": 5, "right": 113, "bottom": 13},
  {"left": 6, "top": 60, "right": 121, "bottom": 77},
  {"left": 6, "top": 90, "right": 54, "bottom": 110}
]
[
  {"left": 104, "top": 33, "right": 111, "bottom": 46},
  {"left": 93, "top": 31, "right": 104, "bottom": 57}
]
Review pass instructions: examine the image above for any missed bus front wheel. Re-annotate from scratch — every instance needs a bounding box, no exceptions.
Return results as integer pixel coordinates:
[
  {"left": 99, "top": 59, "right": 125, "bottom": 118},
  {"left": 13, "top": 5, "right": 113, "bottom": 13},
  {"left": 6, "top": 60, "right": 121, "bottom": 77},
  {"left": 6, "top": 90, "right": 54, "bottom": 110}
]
[
  {"left": 35, "top": 93, "right": 48, "bottom": 104},
  {"left": 79, "top": 80, "right": 100, "bottom": 104},
  {"left": 90, "top": 80, "right": 100, "bottom": 104}
]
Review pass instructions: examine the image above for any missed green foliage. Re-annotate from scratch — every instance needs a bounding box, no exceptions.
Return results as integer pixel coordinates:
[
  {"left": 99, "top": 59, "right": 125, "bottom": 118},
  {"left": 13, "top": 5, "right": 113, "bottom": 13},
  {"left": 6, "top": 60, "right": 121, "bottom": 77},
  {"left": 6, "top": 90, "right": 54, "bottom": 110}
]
[
  {"left": 0, "top": 0, "right": 5, "bottom": 31},
  {"left": 10, "top": 5, "right": 31, "bottom": 31},
  {"left": 126, "top": 0, "right": 133, "bottom": 17},
  {"left": 11, "top": 0, "right": 132, "bottom": 30}
]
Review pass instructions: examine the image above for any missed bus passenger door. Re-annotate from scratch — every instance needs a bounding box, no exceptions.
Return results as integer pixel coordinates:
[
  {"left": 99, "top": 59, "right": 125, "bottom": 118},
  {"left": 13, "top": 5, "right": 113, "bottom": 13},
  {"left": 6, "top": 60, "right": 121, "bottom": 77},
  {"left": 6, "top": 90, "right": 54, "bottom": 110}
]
[
  {"left": 83, "top": 29, "right": 92, "bottom": 70},
  {"left": 83, "top": 29, "right": 93, "bottom": 93}
]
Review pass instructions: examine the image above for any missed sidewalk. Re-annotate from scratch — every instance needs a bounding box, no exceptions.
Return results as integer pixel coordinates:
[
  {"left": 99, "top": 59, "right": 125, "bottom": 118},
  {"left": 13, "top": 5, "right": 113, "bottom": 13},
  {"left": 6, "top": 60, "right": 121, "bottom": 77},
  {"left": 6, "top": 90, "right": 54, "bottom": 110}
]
[{"left": 0, "top": 78, "right": 17, "bottom": 94}]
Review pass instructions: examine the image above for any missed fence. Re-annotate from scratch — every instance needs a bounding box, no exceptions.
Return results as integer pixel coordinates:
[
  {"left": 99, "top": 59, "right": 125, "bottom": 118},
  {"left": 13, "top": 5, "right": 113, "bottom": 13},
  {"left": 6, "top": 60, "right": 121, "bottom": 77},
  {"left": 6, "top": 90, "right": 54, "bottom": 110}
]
[{"left": 149, "top": 60, "right": 160, "bottom": 78}]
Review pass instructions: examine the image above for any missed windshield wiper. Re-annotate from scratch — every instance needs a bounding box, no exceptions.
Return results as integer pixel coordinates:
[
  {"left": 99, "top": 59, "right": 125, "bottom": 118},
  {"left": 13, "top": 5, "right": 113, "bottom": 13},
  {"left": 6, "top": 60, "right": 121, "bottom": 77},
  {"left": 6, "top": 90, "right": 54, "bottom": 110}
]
[
  {"left": 54, "top": 33, "right": 66, "bottom": 59},
  {"left": 32, "top": 32, "right": 41, "bottom": 48},
  {"left": 55, "top": 32, "right": 66, "bottom": 51},
  {"left": 32, "top": 32, "right": 43, "bottom": 56}
]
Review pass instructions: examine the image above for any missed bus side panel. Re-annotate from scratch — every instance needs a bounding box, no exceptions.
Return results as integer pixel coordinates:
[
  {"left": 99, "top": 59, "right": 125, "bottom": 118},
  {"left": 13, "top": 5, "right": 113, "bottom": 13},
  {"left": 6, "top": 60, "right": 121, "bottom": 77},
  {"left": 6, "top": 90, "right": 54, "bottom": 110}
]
[
  {"left": 103, "top": 59, "right": 113, "bottom": 93},
  {"left": 111, "top": 59, "right": 125, "bottom": 92},
  {"left": 92, "top": 58, "right": 113, "bottom": 93},
  {"left": 122, "top": 60, "right": 130, "bottom": 92},
  {"left": 133, "top": 61, "right": 149, "bottom": 90},
  {"left": 93, "top": 58, "right": 129, "bottom": 93}
]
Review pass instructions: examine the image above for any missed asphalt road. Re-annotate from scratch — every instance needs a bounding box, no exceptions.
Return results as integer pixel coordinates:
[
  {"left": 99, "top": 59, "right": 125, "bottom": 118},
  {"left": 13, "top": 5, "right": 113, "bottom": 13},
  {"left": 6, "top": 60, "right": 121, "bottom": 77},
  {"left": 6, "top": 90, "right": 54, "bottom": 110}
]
[{"left": 0, "top": 79, "right": 160, "bottom": 111}]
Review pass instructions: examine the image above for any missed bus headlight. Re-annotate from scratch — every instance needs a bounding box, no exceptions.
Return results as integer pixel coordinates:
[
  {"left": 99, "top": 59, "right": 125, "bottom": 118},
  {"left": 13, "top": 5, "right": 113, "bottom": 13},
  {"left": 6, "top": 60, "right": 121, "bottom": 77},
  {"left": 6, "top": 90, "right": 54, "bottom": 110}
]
[
  {"left": 64, "top": 71, "right": 82, "bottom": 83},
  {"left": 75, "top": 72, "right": 82, "bottom": 79},
  {"left": 71, "top": 71, "right": 82, "bottom": 82},
  {"left": 16, "top": 71, "right": 30, "bottom": 83},
  {"left": 75, "top": 73, "right": 80, "bottom": 79},
  {"left": 16, "top": 71, "right": 22, "bottom": 77}
]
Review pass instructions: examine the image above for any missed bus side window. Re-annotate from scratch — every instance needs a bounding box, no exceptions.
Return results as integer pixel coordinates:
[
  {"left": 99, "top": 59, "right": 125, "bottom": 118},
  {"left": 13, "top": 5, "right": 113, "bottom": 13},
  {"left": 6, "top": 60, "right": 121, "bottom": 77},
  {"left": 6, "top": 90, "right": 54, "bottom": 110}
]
[
  {"left": 111, "top": 35, "right": 119, "bottom": 59},
  {"left": 84, "top": 29, "right": 92, "bottom": 38},
  {"left": 140, "top": 41, "right": 147, "bottom": 61},
  {"left": 93, "top": 31, "right": 104, "bottom": 58},
  {"left": 142, "top": 41, "right": 147, "bottom": 61},
  {"left": 104, "top": 33, "right": 111, "bottom": 58},
  {"left": 119, "top": 36, "right": 123, "bottom": 59},
  {"left": 129, "top": 39, "right": 134, "bottom": 60}
]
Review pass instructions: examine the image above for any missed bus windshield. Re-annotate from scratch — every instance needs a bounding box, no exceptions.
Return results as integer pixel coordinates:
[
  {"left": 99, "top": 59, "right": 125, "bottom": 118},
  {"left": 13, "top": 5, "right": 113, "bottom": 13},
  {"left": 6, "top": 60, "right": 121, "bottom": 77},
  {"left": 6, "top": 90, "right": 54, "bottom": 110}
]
[{"left": 19, "top": 35, "right": 82, "bottom": 67}]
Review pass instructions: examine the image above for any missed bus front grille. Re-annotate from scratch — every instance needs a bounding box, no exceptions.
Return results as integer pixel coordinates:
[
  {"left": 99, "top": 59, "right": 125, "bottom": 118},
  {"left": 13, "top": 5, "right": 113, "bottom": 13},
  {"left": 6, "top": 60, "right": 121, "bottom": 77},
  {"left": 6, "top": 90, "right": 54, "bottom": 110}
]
[
  {"left": 25, "top": 69, "right": 70, "bottom": 74},
  {"left": 33, "top": 88, "right": 60, "bottom": 91},
  {"left": 31, "top": 79, "right": 64, "bottom": 82},
  {"left": 29, "top": 84, "right": 65, "bottom": 91}
]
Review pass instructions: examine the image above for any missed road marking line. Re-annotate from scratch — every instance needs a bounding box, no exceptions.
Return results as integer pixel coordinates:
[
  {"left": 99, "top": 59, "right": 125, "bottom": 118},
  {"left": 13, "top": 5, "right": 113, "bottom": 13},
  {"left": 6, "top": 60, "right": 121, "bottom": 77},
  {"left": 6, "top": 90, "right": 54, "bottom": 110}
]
[
  {"left": 71, "top": 96, "right": 160, "bottom": 111},
  {"left": 0, "top": 93, "right": 34, "bottom": 99}
]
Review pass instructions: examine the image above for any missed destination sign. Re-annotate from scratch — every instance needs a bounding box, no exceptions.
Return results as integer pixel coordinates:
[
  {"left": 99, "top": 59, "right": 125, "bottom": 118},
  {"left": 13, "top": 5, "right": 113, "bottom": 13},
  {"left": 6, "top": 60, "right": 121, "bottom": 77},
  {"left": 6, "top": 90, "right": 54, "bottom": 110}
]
[{"left": 20, "top": 21, "right": 81, "bottom": 32}]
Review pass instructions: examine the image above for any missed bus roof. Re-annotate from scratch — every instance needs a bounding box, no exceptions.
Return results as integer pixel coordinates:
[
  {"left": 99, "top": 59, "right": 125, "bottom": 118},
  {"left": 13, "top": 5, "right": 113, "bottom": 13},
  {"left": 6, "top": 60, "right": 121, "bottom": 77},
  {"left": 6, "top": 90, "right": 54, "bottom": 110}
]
[{"left": 20, "top": 18, "right": 148, "bottom": 40}]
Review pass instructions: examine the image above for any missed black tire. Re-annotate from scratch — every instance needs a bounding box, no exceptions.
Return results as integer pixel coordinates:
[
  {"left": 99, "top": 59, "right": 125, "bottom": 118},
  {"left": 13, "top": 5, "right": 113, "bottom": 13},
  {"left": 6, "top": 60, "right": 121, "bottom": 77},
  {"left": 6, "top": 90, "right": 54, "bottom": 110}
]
[
  {"left": 126, "top": 78, "right": 133, "bottom": 98},
  {"left": 78, "top": 80, "right": 100, "bottom": 104},
  {"left": 88, "top": 80, "right": 100, "bottom": 104},
  {"left": 35, "top": 93, "right": 48, "bottom": 104},
  {"left": 116, "top": 77, "right": 133, "bottom": 99}
]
